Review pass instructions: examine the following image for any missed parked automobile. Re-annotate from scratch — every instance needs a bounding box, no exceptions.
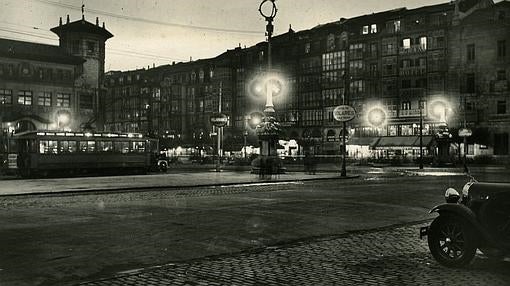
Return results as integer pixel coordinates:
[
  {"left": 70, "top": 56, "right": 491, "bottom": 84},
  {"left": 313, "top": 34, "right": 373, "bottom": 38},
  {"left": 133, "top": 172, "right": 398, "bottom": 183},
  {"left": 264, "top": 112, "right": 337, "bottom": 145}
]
[{"left": 420, "top": 177, "right": 510, "bottom": 267}]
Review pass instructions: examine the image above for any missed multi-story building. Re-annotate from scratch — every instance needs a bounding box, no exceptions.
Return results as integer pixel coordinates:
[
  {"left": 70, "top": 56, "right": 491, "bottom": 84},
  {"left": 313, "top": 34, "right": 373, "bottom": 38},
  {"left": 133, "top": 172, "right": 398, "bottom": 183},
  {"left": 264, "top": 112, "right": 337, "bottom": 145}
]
[
  {"left": 0, "top": 15, "right": 112, "bottom": 154},
  {"left": 103, "top": 0, "right": 510, "bottom": 160}
]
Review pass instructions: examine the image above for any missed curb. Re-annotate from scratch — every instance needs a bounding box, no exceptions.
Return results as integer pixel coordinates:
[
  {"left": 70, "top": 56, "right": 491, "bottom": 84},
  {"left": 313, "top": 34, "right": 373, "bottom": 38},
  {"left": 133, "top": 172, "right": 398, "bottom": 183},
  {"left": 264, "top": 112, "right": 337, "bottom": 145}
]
[{"left": 0, "top": 175, "right": 360, "bottom": 197}]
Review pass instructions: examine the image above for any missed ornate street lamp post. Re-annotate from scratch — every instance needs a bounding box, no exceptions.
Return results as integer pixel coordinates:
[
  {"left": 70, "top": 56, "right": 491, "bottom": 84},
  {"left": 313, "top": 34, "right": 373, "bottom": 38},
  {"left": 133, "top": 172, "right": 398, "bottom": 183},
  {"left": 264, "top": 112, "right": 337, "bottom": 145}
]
[{"left": 256, "top": 0, "right": 283, "bottom": 175}]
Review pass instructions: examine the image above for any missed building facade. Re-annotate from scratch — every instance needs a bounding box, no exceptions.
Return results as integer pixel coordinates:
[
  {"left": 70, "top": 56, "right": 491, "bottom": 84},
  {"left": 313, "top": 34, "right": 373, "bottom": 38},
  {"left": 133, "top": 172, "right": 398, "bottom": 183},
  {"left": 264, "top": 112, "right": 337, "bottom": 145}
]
[
  {"left": 103, "top": 0, "right": 510, "bottom": 160},
  {"left": 0, "top": 15, "right": 112, "bottom": 154}
]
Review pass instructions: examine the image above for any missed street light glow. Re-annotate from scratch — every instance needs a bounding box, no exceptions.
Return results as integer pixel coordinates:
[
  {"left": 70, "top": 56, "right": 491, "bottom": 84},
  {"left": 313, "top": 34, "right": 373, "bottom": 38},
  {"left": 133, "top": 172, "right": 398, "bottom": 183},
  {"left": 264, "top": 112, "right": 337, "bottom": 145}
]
[
  {"left": 366, "top": 106, "right": 387, "bottom": 127},
  {"left": 428, "top": 99, "right": 450, "bottom": 122}
]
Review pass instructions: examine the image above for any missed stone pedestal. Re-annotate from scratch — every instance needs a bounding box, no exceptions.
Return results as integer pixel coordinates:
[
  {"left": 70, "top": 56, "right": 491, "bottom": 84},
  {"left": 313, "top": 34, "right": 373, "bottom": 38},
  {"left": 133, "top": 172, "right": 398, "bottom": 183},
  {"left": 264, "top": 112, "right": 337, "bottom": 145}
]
[{"left": 251, "top": 115, "right": 285, "bottom": 174}]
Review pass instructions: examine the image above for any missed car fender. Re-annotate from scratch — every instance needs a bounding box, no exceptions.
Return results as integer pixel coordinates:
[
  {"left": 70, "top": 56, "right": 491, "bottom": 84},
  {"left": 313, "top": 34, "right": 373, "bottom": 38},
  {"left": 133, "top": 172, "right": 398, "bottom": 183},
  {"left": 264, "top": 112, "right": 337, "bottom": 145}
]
[{"left": 430, "top": 203, "right": 494, "bottom": 245}]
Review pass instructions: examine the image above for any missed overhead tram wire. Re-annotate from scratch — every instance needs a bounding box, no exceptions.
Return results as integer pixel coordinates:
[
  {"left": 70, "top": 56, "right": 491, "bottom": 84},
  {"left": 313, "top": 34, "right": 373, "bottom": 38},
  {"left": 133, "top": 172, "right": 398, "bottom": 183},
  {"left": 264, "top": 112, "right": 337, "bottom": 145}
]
[
  {"left": 29, "top": 0, "right": 262, "bottom": 35},
  {"left": 0, "top": 26, "right": 187, "bottom": 62}
]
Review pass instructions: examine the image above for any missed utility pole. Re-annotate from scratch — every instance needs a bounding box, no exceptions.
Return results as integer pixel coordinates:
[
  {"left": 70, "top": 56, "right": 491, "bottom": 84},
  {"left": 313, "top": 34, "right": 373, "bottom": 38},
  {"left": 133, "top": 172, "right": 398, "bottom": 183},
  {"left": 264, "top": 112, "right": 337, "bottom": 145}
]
[{"left": 216, "top": 81, "right": 222, "bottom": 172}]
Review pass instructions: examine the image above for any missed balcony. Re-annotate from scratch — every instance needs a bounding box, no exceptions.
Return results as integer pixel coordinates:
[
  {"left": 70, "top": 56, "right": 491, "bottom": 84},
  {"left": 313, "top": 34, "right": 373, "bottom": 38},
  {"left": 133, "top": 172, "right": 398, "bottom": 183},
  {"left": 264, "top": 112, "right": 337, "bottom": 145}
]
[
  {"left": 399, "top": 46, "right": 427, "bottom": 55},
  {"left": 399, "top": 67, "right": 427, "bottom": 77},
  {"left": 399, "top": 88, "right": 425, "bottom": 97},
  {"left": 399, "top": 109, "right": 427, "bottom": 118}
]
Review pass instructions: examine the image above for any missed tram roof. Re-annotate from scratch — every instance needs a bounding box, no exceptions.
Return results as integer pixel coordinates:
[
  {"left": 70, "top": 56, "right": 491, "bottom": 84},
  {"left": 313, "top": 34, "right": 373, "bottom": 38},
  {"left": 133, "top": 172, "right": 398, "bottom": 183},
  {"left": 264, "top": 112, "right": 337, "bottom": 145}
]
[{"left": 13, "top": 130, "right": 147, "bottom": 139}]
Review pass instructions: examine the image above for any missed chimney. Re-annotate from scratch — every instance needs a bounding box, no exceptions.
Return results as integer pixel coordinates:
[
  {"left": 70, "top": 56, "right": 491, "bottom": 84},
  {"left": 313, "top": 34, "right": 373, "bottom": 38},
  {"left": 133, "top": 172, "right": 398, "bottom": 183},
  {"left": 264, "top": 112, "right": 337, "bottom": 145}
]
[
  {"left": 153, "top": 63, "right": 155, "bottom": 68},
  {"left": 59, "top": 17, "right": 62, "bottom": 26},
  {"left": 190, "top": 56, "right": 192, "bottom": 62},
  {"left": 66, "top": 15, "right": 70, "bottom": 24},
  {"left": 172, "top": 61, "right": 175, "bottom": 65},
  {"left": 96, "top": 17, "right": 99, "bottom": 26},
  {"left": 102, "top": 22, "right": 105, "bottom": 29}
]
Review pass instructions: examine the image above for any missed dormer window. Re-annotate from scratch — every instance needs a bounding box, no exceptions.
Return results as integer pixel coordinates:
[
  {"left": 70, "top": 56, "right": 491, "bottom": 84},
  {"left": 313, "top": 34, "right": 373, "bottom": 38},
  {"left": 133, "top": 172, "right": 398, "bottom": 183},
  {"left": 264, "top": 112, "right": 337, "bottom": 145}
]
[
  {"left": 362, "top": 26, "right": 369, "bottom": 35},
  {"left": 87, "top": 41, "right": 95, "bottom": 54},
  {"left": 371, "top": 24, "right": 377, "bottom": 33}
]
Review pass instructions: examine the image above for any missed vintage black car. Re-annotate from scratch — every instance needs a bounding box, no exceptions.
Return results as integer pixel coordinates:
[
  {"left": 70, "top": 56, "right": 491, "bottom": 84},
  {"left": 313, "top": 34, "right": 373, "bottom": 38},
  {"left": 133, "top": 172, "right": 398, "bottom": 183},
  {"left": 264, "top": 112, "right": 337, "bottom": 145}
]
[{"left": 421, "top": 179, "right": 510, "bottom": 267}]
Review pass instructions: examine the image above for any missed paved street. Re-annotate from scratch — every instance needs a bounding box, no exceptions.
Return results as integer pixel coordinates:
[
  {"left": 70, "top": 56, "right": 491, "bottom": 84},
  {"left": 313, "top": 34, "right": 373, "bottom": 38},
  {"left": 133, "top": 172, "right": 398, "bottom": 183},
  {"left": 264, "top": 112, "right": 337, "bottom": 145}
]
[
  {"left": 0, "top": 172, "right": 508, "bottom": 285},
  {"left": 80, "top": 223, "right": 510, "bottom": 286}
]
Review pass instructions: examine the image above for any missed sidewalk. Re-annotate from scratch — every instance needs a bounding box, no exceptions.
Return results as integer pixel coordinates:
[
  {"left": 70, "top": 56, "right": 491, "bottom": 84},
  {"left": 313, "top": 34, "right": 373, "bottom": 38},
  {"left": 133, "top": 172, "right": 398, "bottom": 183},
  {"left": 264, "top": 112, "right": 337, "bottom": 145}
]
[{"left": 0, "top": 170, "right": 356, "bottom": 196}]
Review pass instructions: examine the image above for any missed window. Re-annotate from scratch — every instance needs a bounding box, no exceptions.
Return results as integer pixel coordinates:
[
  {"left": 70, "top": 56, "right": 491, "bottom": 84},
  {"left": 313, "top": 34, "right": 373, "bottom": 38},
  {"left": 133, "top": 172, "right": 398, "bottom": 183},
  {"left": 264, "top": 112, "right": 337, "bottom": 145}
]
[
  {"left": 59, "top": 141, "right": 77, "bottom": 153},
  {"left": 57, "top": 93, "right": 71, "bottom": 107},
  {"left": 498, "top": 40, "right": 506, "bottom": 58},
  {"left": 39, "top": 140, "right": 58, "bottom": 154},
  {"left": 0, "top": 89, "right": 12, "bottom": 104},
  {"left": 349, "top": 43, "right": 364, "bottom": 59},
  {"left": 131, "top": 141, "right": 145, "bottom": 153},
  {"left": 79, "top": 141, "right": 96, "bottom": 152},
  {"left": 322, "top": 51, "right": 345, "bottom": 71},
  {"left": 497, "top": 70, "right": 506, "bottom": 81},
  {"left": 304, "top": 43, "right": 311, "bottom": 54},
  {"left": 402, "top": 101, "right": 411, "bottom": 110},
  {"left": 497, "top": 100, "right": 506, "bottom": 114},
  {"left": 17, "top": 91, "right": 32, "bottom": 105},
  {"left": 98, "top": 141, "right": 113, "bottom": 152},
  {"left": 370, "top": 24, "right": 377, "bottom": 34},
  {"left": 114, "top": 141, "right": 129, "bottom": 153},
  {"left": 467, "top": 44, "right": 475, "bottom": 61},
  {"left": 403, "top": 38, "right": 411, "bottom": 49},
  {"left": 419, "top": 36, "right": 427, "bottom": 50},
  {"left": 38, "top": 92, "right": 52, "bottom": 106},
  {"left": 393, "top": 20, "right": 401, "bottom": 32},
  {"left": 87, "top": 41, "right": 95, "bottom": 54},
  {"left": 362, "top": 25, "right": 369, "bottom": 35},
  {"left": 350, "top": 80, "right": 365, "bottom": 94}
]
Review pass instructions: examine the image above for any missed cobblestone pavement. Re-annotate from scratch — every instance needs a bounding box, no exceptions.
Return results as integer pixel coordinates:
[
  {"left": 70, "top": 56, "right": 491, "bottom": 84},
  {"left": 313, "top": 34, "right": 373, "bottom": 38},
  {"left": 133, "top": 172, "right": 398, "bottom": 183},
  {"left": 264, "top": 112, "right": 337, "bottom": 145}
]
[{"left": 79, "top": 223, "right": 510, "bottom": 286}]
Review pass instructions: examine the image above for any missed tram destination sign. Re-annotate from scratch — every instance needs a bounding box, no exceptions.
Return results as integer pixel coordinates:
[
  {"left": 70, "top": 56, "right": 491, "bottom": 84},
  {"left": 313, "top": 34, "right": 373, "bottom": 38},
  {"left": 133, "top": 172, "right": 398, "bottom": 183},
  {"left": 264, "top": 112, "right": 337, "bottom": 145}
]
[
  {"left": 333, "top": 105, "right": 356, "bottom": 122},
  {"left": 210, "top": 113, "right": 228, "bottom": 127}
]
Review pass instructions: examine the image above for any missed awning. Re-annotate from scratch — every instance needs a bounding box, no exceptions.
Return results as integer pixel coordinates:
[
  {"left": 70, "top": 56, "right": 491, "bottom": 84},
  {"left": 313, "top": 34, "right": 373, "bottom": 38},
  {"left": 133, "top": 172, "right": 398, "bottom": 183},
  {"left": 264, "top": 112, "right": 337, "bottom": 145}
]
[
  {"left": 411, "top": 136, "right": 434, "bottom": 147},
  {"left": 376, "top": 136, "right": 435, "bottom": 147},
  {"left": 377, "top": 136, "right": 418, "bottom": 147},
  {"left": 347, "top": 137, "right": 380, "bottom": 147}
]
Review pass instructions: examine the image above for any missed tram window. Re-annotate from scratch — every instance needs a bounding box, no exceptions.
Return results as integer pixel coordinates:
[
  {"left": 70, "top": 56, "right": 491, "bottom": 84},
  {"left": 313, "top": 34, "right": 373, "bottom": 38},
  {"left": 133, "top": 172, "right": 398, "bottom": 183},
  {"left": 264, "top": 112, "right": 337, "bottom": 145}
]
[
  {"left": 98, "top": 141, "right": 113, "bottom": 152},
  {"left": 114, "top": 141, "right": 129, "bottom": 153},
  {"left": 131, "top": 141, "right": 145, "bottom": 153},
  {"left": 40, "top": 140, "right": 58, "bottom": 154},
  {"left": 79, "top": 141, "right": 96, "bottom": 152},
  {"left": 59, "top": 141, "right": 77, "bottom": 153}
]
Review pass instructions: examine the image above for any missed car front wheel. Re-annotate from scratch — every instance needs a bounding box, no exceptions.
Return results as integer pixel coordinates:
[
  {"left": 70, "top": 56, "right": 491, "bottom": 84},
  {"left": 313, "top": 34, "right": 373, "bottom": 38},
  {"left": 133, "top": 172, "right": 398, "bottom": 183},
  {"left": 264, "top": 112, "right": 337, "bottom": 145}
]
[{"left": 427, "top": 215, "right": 478, "bottom": 267}]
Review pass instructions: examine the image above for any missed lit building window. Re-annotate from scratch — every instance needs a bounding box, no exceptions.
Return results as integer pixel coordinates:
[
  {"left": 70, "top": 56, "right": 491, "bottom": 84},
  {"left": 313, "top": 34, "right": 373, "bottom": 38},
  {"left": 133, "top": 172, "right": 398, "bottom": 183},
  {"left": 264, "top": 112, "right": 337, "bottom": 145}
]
[
  {"left": 57, "top": 93, "right": 71, "bottom": 107},
  {"left": 419, "top": 36, "right": 427, "bottom": 50},
  {"left": 38, "top": 92, "right": 52, "bottom": 106},
  {"left": 0, "top": 89, "right": 12, "bottom": 105},
  {"left": 394, "top": 20, "right": 401, "bottom": 32},
  {"left": 362, "top": 26, "right": 369, "bottom": 35},
  {"left": 371, "top": 24, "right": 377, "bottom": 33},
  {"left": 17, "top": 90, "right": 32, "bottom": 105},
  {"left": 403, "top": 38, "right": 411, "bottom": 49}
]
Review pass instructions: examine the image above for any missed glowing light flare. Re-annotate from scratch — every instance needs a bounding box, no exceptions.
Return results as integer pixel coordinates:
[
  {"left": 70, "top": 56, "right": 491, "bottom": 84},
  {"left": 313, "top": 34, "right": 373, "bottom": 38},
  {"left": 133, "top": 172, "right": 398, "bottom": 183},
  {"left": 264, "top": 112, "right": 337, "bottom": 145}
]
[
  {"left": 247, "top": 73, "right": 287, "bottom": 101},
  {"left": 428, "top": 99, "right": 451, "bottom": 122},
  {"left": 366, "top": 106, "right": 388, "bottom": 127}
]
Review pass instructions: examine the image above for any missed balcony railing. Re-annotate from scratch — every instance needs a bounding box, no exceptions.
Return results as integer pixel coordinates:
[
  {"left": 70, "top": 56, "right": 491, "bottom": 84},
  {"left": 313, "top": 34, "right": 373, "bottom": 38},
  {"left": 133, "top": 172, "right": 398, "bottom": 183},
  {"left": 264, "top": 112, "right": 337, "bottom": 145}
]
[
  {"left": 399, "top": 67, "right": 427, "bottom": 77},
  {"left": 399, "top": 109, "right": 427, "bottom": 117},
  {"left": 399, "top": 46, "right": 427, "bottom": 54}
]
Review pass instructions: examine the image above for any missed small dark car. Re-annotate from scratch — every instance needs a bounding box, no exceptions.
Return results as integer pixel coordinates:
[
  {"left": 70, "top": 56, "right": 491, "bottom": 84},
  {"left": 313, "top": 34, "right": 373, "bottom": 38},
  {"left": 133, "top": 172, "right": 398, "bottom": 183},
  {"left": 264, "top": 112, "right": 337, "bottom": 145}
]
[{"left": 420, "top": 178, "right": 510, "bottom": 267}]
